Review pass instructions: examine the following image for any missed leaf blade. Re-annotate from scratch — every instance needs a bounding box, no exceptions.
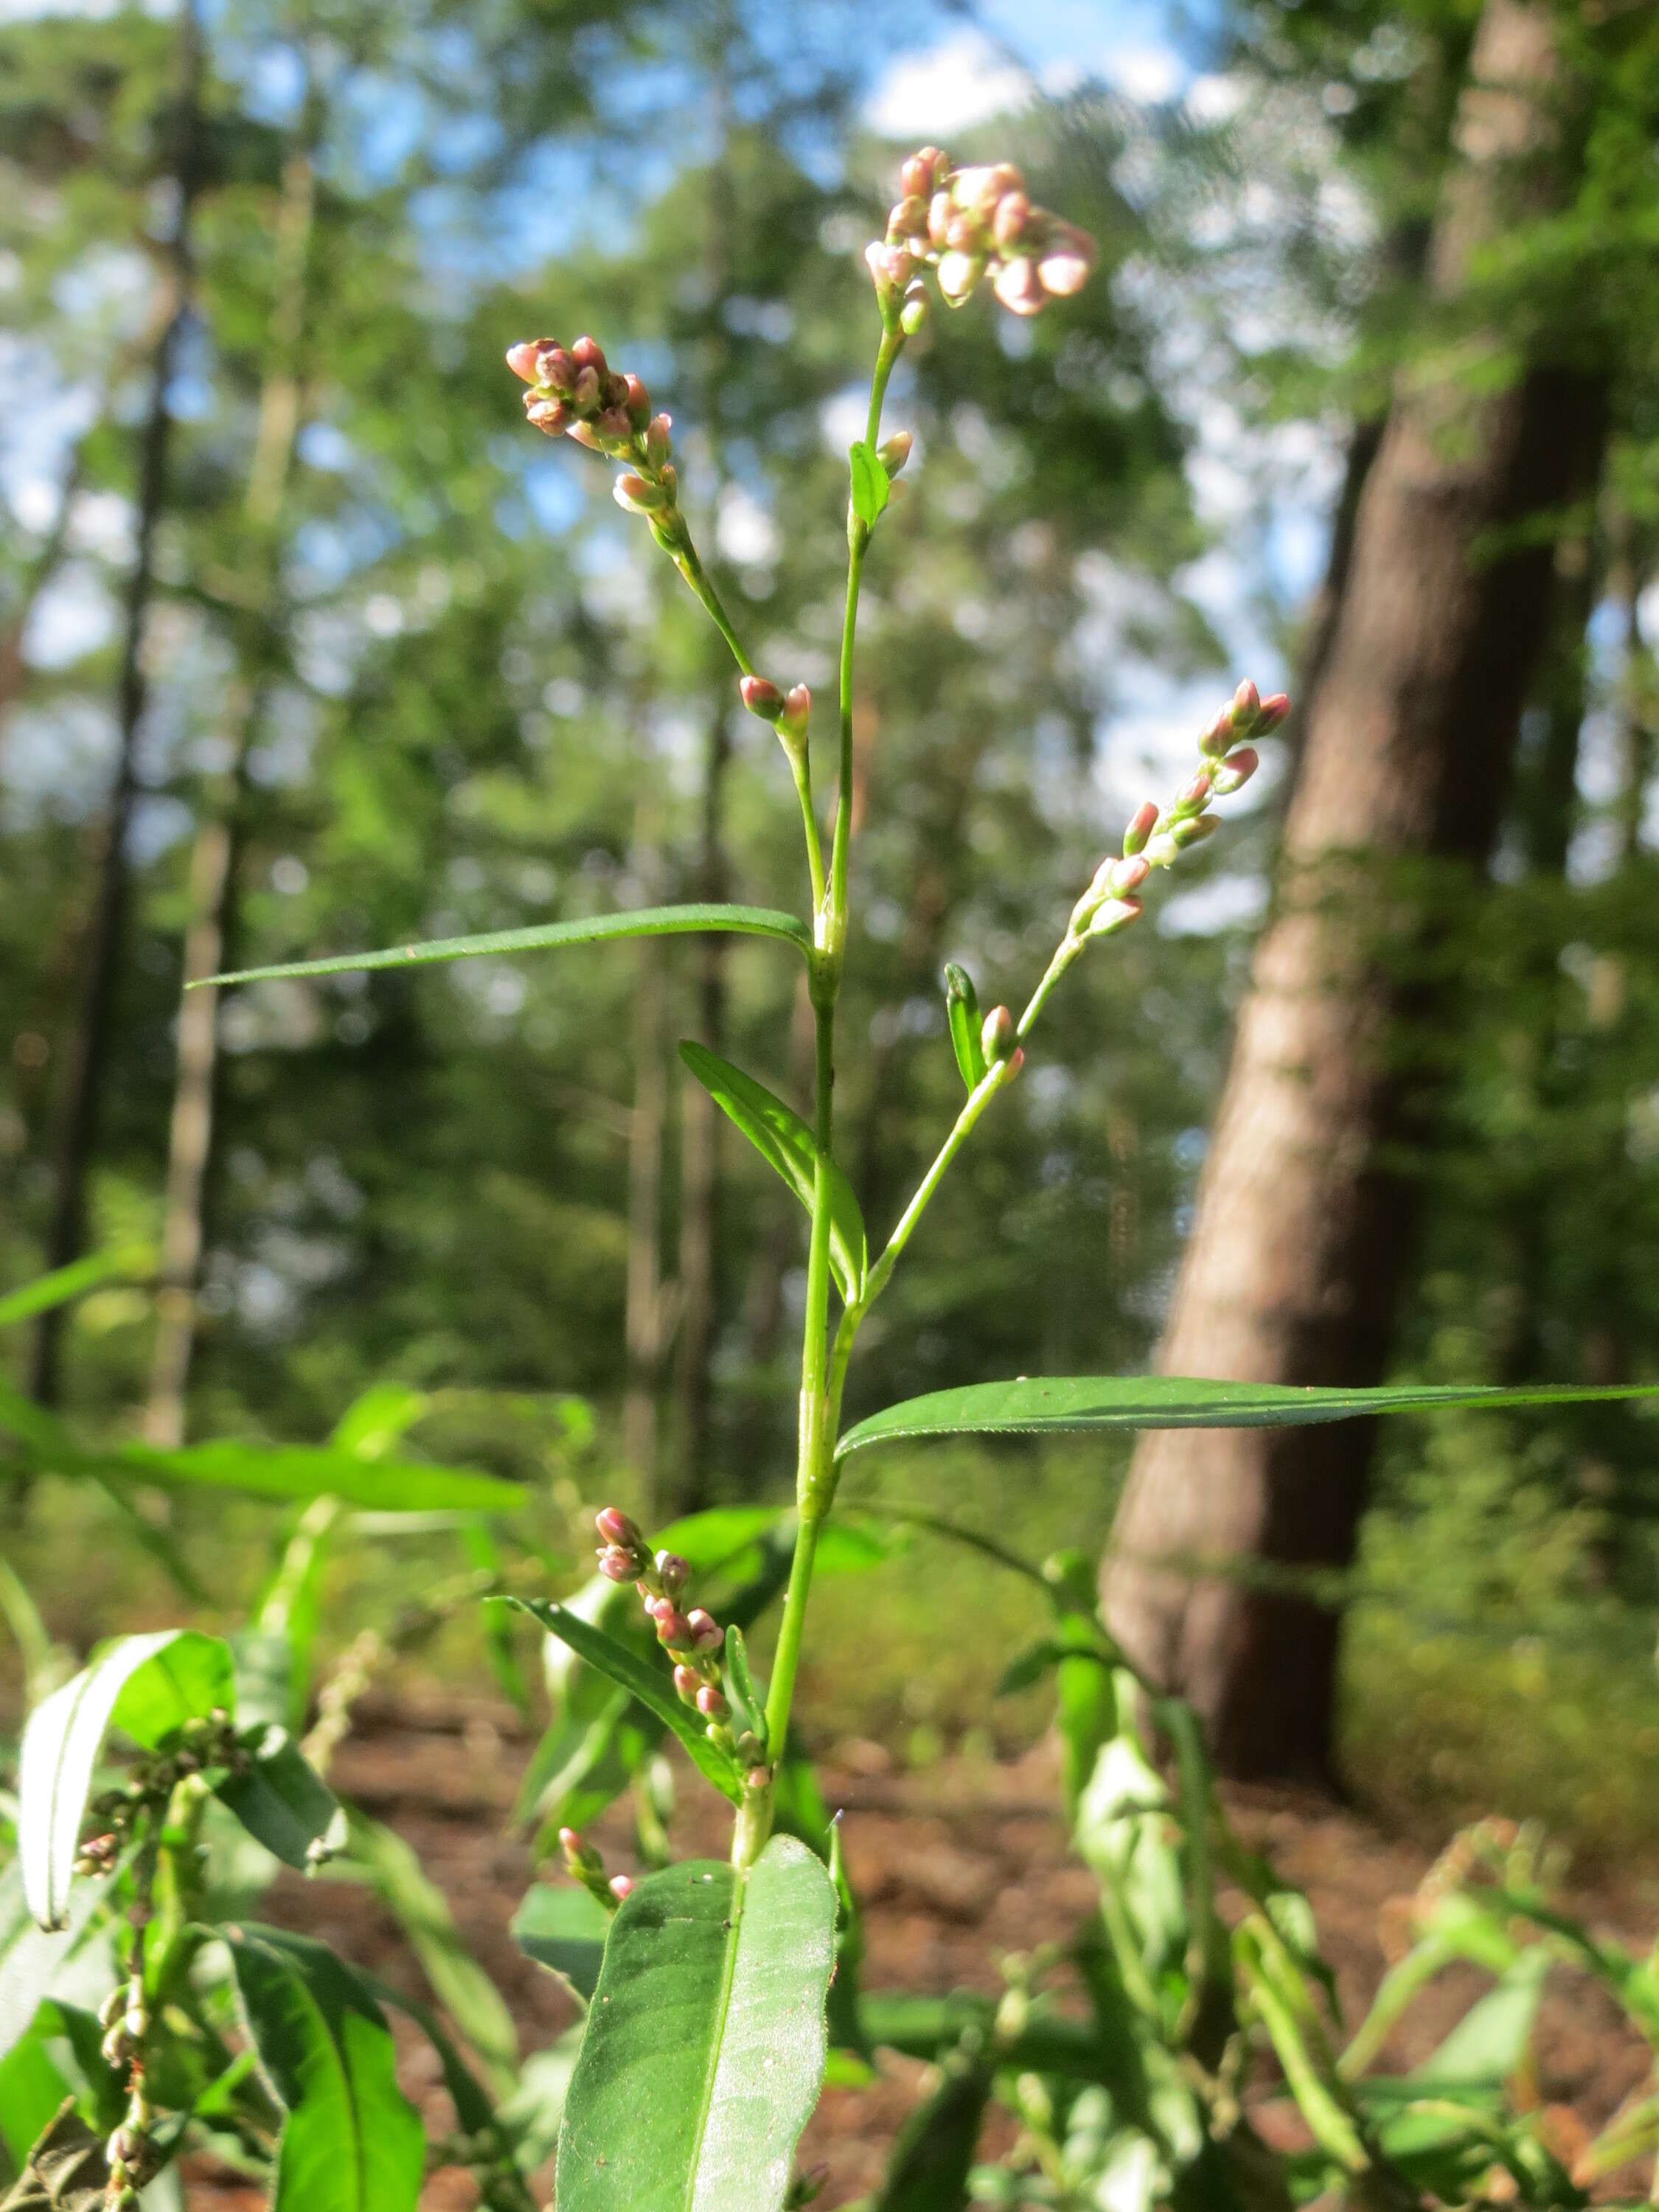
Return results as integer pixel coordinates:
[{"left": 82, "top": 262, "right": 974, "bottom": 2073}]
[
  {"left": 836, "top": 1373, "right": 1659, "bottom": 1459},
  {"left": 678, "top": 1042, "right": 866, "bottom": 1300},
  {"left": 18, "top": 1630, "right": 233, "bottom": 1928},
  {"left": 554, "top": 1837, "right": 837, "bottom": 2212},
  {"left": 197, "top": 902, "right": 810, "bottom": 989},
  {"left": 224, "top": 1926, "right": 423, "bottom": 2212},
  {"left": 215, "top": 1728, "right": 345, "bottom": 1873},
  {"left": 847, "top": 441, "right": 891, "bottom": 526},
  {"left": 504, "top": 1599, "right": 742, "bottom": 1804}
]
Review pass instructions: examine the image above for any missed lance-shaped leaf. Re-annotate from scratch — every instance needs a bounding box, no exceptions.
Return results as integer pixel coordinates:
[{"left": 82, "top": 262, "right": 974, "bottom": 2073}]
[
  {"left": 223, "top": 1927, "right": 422, "bottom": 2212},
  {"left": 554, "top": 1837, "right": 837, "bottom": 2212},
  {"left": 942, "top": 965, "right": 986, "bottom": 1093},
  {"left": 19, "top": 1631, "right": 234, "bottom": 1928},
  {"left": 679, "top": 1042, "right": 866, "bottom": 1301},
  {"left": 215, "top": 1727, "right": 345, "bottom": 1873},
  {"left": 511, "top": 1882, "right": 611, "bottom": 2003},
  {"left": 836, "top": 1372, "right": 1659, "bottom": 1458},
  {"left": 504, "top": 1598, "right": 742, "bottom": 1804},
  {"left": 0, "top": 1251, "right": 145, "bottom": 1334},
  {"left": 196, "top": 902, "right": 811, "bottom": 989},
  {"left": 847, "top": 441, "right": 891, "bottom": 526},
  {"left": 869, "top": 2048, "right": 992, "bottom": 2212}
]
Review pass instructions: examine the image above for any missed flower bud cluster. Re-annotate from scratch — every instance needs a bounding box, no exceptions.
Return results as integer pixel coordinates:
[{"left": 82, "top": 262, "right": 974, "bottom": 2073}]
[
  {"left": 740, "top": 675, "right": 813, "bottom": 765},
  {"left": 593, "top": 1507, "right": 768, "bottom": 1775},
  {"left": 1068, "top": 680, "right": 1286, "bottom": 940},
  {"left": 866, "top": 147, "right": 1098, "bottom": 324},
  {"left": 557, "top": 1824, "right": 633, "bottom": 1908},
  {"left": 97, "top": 1965, "right": 159, "bottom": 2204},
  {"left": 75, "top": 1709, "right": 246, "bottom": 1881},
  {"left": 505, "top": 335, "right": 686, "bottom": 550}
]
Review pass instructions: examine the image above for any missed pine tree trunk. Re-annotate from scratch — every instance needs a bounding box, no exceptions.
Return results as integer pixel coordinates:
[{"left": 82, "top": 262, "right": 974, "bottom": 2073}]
[
  {"left": 1102, "top": 0, "right": 1607, "bottom": 1779},
  {"left": 30, "top": 0, "right": 203, "bottom": 1408}
]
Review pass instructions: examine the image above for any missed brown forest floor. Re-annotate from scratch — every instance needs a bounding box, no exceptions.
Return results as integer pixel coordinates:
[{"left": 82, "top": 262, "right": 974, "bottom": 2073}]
[{"left": 180, "top": 1694, "right": 1659, "bottom": 2208}]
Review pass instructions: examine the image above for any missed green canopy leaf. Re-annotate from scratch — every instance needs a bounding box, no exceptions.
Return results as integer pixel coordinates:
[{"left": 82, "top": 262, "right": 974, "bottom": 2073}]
[
  {"left": 18, "top": 1630, "right": 234, "bottom": 1928},
  {"left": 223, "top": 1927, "right": 423, "bottom": 2212},
  {"left": 678, "top": 1041, "right": 866, "bottom": 1301},
  {"left": 197, "top": 902, "right": 811, "bottom": 990},
  {"left": 836, "top": 1372, "right": 1659, "bottom": 1459},
  {"left": 504, "top": 1598, "right": 742, "bottom": 1804},
  {"left": 554, "top": 1837, "right": 837, "bottom": 2212}
]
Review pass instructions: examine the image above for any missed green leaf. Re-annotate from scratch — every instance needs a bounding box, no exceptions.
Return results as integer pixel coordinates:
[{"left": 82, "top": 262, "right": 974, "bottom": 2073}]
[
  {"left": 942, "top": 965, "right": 986, "bottom": 1092},
  {"left": 1408, "top": 1950, "right": 1550, "bottom": 2093},
  {"left": 554, "top": 1837, "right": 837, "bottom": 2212},
  {"left": 511, "top": 1883, "right": 611, "bottom": 2003},
  {"left": 18, "top": 1631, "right": 233, "bottom": 1928},
  {"left": 0, "top": 1864, "right": 113, "bottom": 2067},
  {"left": 870, "top": 2049, "right": 992, "bottom": 2212},
  {"left": 223, "top": 1927, "right": 423, "bottom": 2212},
  {"left": 198, "top": 902, "right": 811, "bottom": 990},
  {"left": 724, "top": 1627, "right": 765, "bottom": 1751},
  {"left": 341, "top": 1809, "right": 518, "bottom": 2090},
  {"left": 836, "top": 1372, "right": 1659, "bottom": 1458},
  {"left": 504, "top": 1599, "right": 742, "bottom": 1804},
  {"left": 214, "top": 1727, "right": 345, "bottom": 1873},
  {"left": 0, "top": 1251, "right": 144, "bottom": 1334},
  {"left": 847, "top": 441, "right": 891, "bottom": 526},
  {"left": 678, "top": 1042, "right": 866, "bottom": 1301}
]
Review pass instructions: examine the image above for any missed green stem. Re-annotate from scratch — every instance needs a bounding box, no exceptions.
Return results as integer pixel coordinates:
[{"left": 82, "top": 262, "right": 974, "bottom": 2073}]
[
  {"left": 860, "top": 1053, "right": 1020, "bottom": 1312},
  {"left": 789, "top": 751, "right": 827, "bottom": 917},
  {"left": 1018, "top": 936, "right": 1084, "bottom": 1041},
  {"left": 667, "top": 533, "right": 756, "bottom": 678},
  {"left": 828, "top": 327, "right": 902, "bottom": 934}
]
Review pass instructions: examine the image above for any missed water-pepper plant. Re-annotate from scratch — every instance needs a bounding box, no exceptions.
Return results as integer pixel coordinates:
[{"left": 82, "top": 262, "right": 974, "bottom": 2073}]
[{"left": 10, "top": 145, "right": 1659, "bottom": 2211}]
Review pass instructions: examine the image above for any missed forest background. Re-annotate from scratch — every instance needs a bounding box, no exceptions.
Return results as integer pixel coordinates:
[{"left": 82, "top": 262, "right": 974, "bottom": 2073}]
[{"left": 4, "top": 0, "right": 1659, "bottom": 1864}]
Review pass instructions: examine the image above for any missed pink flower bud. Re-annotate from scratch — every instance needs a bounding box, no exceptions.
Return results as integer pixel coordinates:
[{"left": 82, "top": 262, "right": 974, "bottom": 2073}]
[
  {"left": 981, "top": 1005, "right": 1015, "bottom": 1063},
  {"left": 1198, "top": 706, "right": 1234, "bottom": 757},
  {"left": 538, "top": 344, "right": 577, "bottom": 394},
  {"left": 1231, "top": 678, "right": 1260, "bottom": 723},
  {"left": 570, "top": 334, "right": 607, "bottom": 375},
  {"left": 1175, "top": 768, "right": 1213, "bottom": 814},
  {"left": 783, "top": 677, "right": 814, "bottom": 739},
  {"left": 951, "top": 164, "right": 998, "bottom": 218},
  {"left": 936, "top": 250, "right": 982, "bottom": 305},
  {"left": 613, "top": 473, "right": 665, "bottom": 515},
  {"left": 1257, "top": 691, "right": 1291, "bottom": 732},
  {"left": 566, "top": 420, "right": 600, "bottom": 451},
  {"left": 1122, "top": 799, "right": 1160, "bottom": 856},
  {"left": 655, "top": 1549, "right": 689, "bottom": 1595},
  {"left": 1171, "top": 813, "right": 1219, "bottom": 849},
  {"left": 900, "top": 288, "right": 929, "bottom": 335},
  {"left": 992, "top": 191, "right": 1031, "bottom": 248},
  {"left": 686, "top": 1608, "right": 723, "bottom": 1652},
  {"left": 900, "top": 149, "right": 945, "bottom": 202},
  {"left": 505, "top": 339, "right": 547, "bottom": 383},
  {"left": 595, "top": 405, "right": 633, "bottom": 442},
  {"left": 624, "top": 373, "right": 651, "bottom": 429},
  {"left": 645, "top": 413, "right": 672, "bottom": 468},
  {"left": 672, "top": 1663, "right": 701, "bottom": 1701},
  {"left": 1037, "top": 226, "right": 1096, "bottom": 296},
  {"left": 558, "top": 1827, "right": 581, "bottom": 1854},
  {"left": 597, "top": 1545, "right": 636, "bottom": 1581},
  {"left": 877, "top": 431, "right": 912, "bottom": 477},
  {"left": 992, "top": 256, "right": 1045, "bottom": 316},
  {"left": 865, "top": 240, "right": 914, "bottom": 296},
  {"left": 654, "top": 1607, "right": 693, "bottom": 1646},
  {"left": 643, "top": 1593, "right": 671, "bottom": 1621},
  {"left": 571, "top": 364, "right": 600, "bottom": 410},
  {"left": 695, "top": 1683, "right": 727, "bottom": 1718},
  {"left": 608, "top": 1874, "right": 634, "bottom": 1901},
  {"left": 889, "top": 195, "right": 928, "bottom": 240},
  {"left": 524, "top": 396, "right": 568, "bottom": 433},
  {"left": 1108, "top": 853, "right": 1150, "bottom": 897},
  {"left": 927, "top": 190, "right": 953, "bottom": 247},
  {"left": 1212, "top": 746, "right": 1259, "bottom": 796},
  {"left": 602, "top": 371, "right": 629, "bottom": 409},
  {"left": 1088, "top": 897, "right": 1144, "bottom": 937},
  {"left": 596, "top": 1506, "right": 640, "bottom": 1546},
  {"left": 740, "top": 675, "right": 785, "bottom": 722}
]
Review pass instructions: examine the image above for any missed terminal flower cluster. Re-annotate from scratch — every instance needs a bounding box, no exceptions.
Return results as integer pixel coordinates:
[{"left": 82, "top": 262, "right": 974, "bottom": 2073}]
[
  {"left": 866, "top": 146, "right": 1099, "bottom": 322},
  {"left": 504, "top": 335, "right": 684, "bottom": 543}
]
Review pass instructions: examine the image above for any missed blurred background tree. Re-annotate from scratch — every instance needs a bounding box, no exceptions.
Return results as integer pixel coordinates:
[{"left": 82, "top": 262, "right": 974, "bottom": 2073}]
[{"left": 4, "top": 0, "right": 1659, "bottom": 1844}]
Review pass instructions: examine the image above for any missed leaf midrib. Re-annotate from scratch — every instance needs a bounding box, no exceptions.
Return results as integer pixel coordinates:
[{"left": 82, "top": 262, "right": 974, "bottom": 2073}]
[{"left": 681, "top": 1857, "right": 751, "bottom": 2212}]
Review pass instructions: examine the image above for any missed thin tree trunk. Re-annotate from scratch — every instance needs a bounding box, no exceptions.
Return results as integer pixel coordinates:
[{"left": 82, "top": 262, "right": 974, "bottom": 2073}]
[
  {"left": 1102, "top": 0, "right": 1607, "bottom": 1779},
  {"left": 0, "top": 432, "right": 91, "bottom": 731},
  {"left": 30, "top": 0, "right": 203, "bottom": 1408},
  {"left": 143, "top": 128, "right": 316, "bottom": 1447}
]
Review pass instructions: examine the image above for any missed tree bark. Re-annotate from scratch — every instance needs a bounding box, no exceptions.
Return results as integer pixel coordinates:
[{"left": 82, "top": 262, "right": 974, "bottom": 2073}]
[
  {"left": 30, "top": 0, "right": 203, "bottom": 1407},
  {"left": 0, "top": 431, "right": 90, "bottom": 733},
  {"left": 1102, "top": 0, "right": 1608, "bottom": 1779},
  {"left": 143, "top": 125, "right": 316, "bottom": 1447}
]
